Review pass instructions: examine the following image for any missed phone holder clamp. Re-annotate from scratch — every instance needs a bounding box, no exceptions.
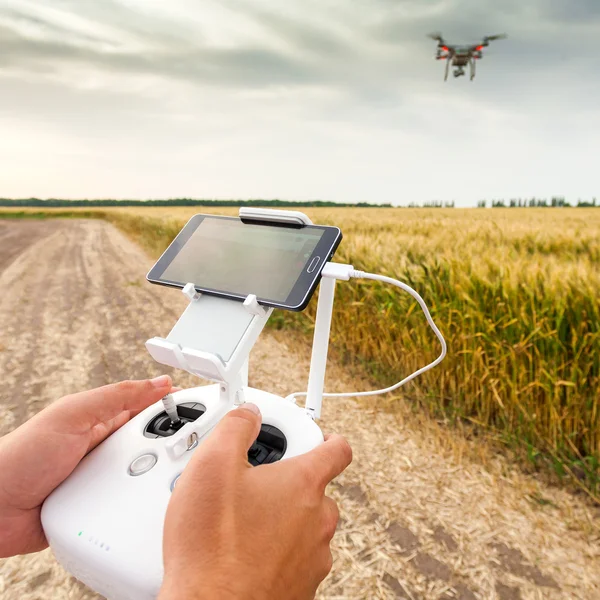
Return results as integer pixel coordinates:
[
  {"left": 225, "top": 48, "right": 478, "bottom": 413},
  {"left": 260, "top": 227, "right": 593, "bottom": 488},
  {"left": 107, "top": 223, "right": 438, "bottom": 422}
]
[{"left": 146, "top": 207, "right": 338, "bottom": 442}]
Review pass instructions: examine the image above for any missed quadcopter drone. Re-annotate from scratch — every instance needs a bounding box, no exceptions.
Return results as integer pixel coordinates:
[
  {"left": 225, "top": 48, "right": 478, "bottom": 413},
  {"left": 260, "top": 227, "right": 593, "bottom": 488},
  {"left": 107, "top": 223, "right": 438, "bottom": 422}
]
[{"left": 427, "top": 33, "right": 507, "bottom": 80}]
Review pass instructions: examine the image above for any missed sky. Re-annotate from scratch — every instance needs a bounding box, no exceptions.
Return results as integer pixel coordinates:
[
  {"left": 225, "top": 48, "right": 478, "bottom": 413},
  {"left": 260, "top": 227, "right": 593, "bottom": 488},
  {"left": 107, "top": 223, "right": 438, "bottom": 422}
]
[{"left": 0, "top": 0, "right": 599, "bottom": 206}]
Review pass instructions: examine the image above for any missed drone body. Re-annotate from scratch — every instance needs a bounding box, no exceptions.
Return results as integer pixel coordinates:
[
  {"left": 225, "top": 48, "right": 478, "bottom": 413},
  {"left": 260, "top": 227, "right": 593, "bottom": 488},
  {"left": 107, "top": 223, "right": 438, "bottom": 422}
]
[{"left": 428, "top": 33, "right": 507, "bottom": 80}]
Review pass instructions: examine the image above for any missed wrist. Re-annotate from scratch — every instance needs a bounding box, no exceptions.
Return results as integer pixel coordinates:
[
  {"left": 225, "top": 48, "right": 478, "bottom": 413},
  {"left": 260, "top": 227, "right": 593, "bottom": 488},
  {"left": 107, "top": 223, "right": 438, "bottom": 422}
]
[{"left": 159, "top": 576, "right": 241, "bottom": 600}]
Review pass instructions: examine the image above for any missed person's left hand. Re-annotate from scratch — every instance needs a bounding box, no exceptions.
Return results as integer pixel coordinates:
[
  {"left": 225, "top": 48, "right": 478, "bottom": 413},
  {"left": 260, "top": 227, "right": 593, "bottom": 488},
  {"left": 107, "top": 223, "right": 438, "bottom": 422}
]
[{"left": 0, "top": 375, "right": 174, "bottom": 558}]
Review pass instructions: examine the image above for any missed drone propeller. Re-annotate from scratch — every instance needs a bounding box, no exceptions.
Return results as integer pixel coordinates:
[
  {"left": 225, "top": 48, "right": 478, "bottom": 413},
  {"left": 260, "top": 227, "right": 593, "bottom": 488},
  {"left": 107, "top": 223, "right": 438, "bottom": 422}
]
[
  {"left": 483, "top": 33, "right": 507, "bottom": 42},
  {"left": 427, "top": 32, "right": 444, "bottom": 42}
]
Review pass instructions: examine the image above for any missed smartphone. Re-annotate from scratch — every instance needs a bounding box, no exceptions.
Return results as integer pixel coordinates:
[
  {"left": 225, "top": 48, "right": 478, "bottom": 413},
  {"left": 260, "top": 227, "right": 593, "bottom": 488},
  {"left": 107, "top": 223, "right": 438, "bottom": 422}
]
[{"left": 146, "top": 214, "right": 342, "bottom": 311}]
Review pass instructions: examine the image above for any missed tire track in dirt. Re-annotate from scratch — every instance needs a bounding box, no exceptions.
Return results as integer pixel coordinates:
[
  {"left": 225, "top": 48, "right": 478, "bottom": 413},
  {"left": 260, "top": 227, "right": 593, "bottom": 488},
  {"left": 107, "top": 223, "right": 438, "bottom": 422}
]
[{"left": 0, "top": 220, "right": 598, "bottom": 600}]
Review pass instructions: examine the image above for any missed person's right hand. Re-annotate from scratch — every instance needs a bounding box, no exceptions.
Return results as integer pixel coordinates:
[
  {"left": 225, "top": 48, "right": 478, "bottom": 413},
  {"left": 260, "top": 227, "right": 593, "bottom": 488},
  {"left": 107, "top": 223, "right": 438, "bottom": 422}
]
[{"left": 159, "top": 403, "right": 352, "bottom": 600}]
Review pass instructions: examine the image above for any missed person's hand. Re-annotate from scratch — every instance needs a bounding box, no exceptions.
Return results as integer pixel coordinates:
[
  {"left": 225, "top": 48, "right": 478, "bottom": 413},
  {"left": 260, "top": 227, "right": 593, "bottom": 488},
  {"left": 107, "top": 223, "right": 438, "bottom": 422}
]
[
  {"left": 159, "top": 403, "right": 352, "bottom": 600},
  {"left": 0, "top": 375, "right": 174, "bottom": 557}
]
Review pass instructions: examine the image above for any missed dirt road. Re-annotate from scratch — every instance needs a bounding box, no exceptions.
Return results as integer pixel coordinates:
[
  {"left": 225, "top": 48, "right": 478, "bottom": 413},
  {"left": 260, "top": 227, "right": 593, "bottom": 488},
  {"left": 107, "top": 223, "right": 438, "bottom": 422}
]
[{"left": 0, "top": 219, "right": 598, "bottom": 600}]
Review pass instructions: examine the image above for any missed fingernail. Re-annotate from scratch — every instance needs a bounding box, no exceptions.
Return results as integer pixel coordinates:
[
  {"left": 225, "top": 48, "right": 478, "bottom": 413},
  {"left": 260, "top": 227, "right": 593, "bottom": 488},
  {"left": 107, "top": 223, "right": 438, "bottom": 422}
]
[
  {"left": 240, "top": 403, "right": 260, "bottom": 416},
  {"left": 150, "top": 375, "right": 171, "bottom": 388}
]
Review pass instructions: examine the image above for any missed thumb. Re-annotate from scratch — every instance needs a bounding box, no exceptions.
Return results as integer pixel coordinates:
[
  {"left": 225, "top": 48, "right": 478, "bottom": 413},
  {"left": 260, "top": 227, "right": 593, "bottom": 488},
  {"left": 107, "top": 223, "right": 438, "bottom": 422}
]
[{"left": 200, "top": 403, "right": 262, "bottom": 464}]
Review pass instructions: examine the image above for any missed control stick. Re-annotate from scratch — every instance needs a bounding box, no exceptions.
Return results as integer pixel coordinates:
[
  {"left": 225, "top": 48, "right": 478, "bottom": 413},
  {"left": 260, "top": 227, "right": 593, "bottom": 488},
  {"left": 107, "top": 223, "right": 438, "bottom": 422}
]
[{"left": 161, "top": 393, "right": 180, "bottom": 425}]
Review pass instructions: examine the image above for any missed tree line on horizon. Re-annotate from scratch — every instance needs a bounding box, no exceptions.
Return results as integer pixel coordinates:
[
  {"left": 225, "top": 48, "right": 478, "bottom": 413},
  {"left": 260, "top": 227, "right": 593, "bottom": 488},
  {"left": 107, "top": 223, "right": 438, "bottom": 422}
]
[
  {"left": 0, "top": 197, "right": 597, "bottom": 208},
  {"left": 478, "top": 197, "right": 598, "bottom": 208},
  {"left": 0, "top": 198, "right": 392, "bottom": 208}
]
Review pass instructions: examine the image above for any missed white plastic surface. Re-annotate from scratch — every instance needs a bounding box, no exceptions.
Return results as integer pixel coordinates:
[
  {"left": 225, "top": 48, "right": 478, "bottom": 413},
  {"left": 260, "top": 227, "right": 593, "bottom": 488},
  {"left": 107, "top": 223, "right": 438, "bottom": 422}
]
[
  {"left": 181, "top": 282, "right": 200, "bottom": 302},
  {"left": 243, "top": 294, "right": 267, "bottom": 317},
  {"left": 41, "top": 386, "right": 323, "bottom": 600},
  {"left": 167, "top": 293, "right": 255, "bottom": 363},
  {"left": 305, "top": 275, "right": 336, "bottom": 419},
  {"left": 145, "top": 293, "right": 272, "bottom": 385}
]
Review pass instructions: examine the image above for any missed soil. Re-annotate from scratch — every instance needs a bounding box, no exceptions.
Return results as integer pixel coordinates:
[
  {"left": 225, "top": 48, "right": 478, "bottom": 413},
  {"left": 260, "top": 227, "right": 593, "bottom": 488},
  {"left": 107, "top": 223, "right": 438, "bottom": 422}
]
[{"left": 0, "top": 219, "right": 598, "bottom": 600}]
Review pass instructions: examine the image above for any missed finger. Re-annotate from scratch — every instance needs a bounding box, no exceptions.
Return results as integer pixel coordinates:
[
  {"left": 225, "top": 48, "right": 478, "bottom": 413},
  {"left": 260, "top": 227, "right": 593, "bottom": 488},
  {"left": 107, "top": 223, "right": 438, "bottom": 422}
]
[
  {"left": 52, "top": 375, "right": 173, "bottom": 433},
  {"left": 86, "top": 412, "right": 130, "bottom": 451},
  {"left": 200, "top": 403, "right": 262, "bottom": 462},
  {"left": 296, "top": 434, "right": 353, "bottom": 490}
]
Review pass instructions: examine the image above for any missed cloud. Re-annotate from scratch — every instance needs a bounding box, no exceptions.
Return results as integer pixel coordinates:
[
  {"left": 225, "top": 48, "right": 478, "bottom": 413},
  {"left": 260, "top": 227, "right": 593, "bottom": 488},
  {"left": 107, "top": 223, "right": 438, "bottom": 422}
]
[
  {"left": 2, "top": 0, "right": 598, "bottom": 98},
  {"left": 0, "top": 11, "right": 318, "bottom": 91},
  {"left": 1, "top": 34, "right": 315, "bottom": 89}
]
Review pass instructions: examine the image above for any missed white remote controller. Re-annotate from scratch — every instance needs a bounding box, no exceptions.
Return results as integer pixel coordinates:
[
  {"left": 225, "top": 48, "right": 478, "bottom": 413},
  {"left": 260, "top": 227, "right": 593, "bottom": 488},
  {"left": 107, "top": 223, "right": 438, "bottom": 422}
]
[{"left": 41, "top": 384, "right": 323, "bottom": 600}]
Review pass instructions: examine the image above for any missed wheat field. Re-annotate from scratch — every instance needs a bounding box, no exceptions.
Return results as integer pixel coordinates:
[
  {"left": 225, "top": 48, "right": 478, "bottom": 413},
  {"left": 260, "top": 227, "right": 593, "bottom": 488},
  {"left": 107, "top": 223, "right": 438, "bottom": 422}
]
[{"left": 3, "top": 206, "right": 599, "bottom": 496}]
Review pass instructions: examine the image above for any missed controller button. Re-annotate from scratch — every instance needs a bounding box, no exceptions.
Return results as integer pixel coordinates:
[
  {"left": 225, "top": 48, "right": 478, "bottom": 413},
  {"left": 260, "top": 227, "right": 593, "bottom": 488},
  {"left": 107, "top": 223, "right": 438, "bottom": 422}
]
[
  {"left": 170, "top": 474, "right": 182, "bottom": 492},
  {"left": 128, "top": 454, "right": 157, "bottom": 476},
  {"left": 186, "top": 432, "right": 199, "bottom": 451}
]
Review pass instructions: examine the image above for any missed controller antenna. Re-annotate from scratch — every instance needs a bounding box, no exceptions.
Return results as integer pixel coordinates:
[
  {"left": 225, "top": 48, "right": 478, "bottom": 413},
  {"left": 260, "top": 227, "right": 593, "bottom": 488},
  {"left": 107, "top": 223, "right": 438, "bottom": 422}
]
[{"left": 161, "top": 393, "right": 180, "bottom": 425}]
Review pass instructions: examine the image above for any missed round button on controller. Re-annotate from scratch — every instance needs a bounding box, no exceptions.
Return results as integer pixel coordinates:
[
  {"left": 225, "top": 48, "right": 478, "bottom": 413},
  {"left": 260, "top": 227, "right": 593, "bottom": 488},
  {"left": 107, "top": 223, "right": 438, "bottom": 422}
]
[{"left": 128, "top": 453, "right": 157, "bottom": 476}]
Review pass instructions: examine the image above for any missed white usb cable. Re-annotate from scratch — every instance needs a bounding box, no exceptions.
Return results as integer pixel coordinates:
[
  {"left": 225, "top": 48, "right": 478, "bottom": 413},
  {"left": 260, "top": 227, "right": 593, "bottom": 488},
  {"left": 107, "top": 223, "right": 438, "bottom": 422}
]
[{"left": 286, "top": 264, "right": 447, "bottom": 403}]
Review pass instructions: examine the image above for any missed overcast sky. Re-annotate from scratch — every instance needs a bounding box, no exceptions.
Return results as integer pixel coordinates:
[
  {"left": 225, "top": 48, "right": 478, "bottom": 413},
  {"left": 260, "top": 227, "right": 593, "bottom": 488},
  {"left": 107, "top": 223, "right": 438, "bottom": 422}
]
[{"left": 0, "top": 0, "right": 598, "bottom": 206}]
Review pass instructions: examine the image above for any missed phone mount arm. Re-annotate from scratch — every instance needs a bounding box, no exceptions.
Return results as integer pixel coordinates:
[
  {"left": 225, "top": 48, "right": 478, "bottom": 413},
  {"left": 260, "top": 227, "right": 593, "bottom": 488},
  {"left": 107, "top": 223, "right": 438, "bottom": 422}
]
[
  {"left": 304, "top": 262, "right": 353, "bottom": 419},
  {"left": 304, "top": 276, "right": 335, "bottom": 420}
]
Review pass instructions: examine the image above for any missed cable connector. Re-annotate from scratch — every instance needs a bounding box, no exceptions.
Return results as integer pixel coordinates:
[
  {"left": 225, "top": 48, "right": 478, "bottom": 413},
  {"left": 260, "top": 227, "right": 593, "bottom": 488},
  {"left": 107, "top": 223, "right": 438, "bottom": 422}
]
[{"left": 321, "top": 262, "right": 354, "bottom": 281}]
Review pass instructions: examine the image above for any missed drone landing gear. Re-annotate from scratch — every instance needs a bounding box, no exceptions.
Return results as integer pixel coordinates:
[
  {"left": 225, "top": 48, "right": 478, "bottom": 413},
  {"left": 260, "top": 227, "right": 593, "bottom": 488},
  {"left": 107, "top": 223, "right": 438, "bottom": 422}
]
[
  {"left": 470, "top": 59, "right": 476, "bottom": 81},
  {"left": 444, "top": 58, "right": 450, "bottom": 81}
]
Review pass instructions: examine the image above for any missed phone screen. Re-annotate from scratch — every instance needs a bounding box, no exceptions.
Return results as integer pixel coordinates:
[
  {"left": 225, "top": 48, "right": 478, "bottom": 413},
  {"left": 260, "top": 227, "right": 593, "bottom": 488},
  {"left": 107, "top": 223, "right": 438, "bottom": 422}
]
[{"left": 159, "top": 217, "right": 326, "bottom": 303}]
